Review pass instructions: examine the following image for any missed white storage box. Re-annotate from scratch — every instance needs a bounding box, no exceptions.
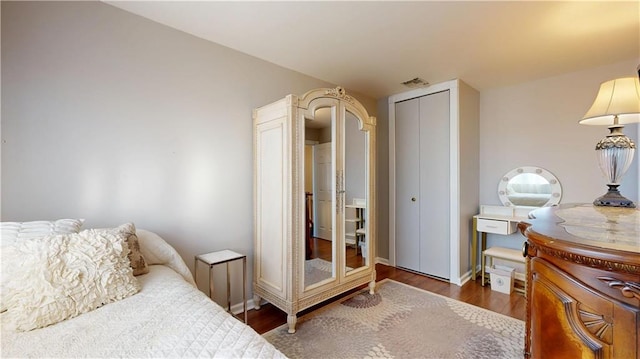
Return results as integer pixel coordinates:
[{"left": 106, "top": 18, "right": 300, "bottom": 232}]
[{"left": 489, "top": 265, "right": 515, "bottom": 294}]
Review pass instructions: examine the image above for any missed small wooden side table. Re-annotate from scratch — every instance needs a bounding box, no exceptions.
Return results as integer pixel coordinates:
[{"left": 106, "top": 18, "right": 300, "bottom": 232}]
[{"left": 194, "top": 249, "right": 247, "bottom": 323}]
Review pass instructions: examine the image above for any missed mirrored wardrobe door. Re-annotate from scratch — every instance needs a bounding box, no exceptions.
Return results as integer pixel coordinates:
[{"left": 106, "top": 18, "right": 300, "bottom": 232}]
[
  {"left": 343, "top": 109, "right": 369, "bottom": 274},
  {"left": 303, "top": 103, "right": 337, "bottom": 290}
]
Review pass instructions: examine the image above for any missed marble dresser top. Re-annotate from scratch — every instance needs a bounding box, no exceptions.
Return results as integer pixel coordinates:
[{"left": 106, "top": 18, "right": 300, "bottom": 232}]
[{"left": 554, "top": 204, "right": 639, "bottom": 253}]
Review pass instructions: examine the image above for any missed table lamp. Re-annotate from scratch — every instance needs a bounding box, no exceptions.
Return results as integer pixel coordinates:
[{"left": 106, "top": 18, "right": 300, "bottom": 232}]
[{"left": 580, "top": 77, "right": 640, "bottom": 208}]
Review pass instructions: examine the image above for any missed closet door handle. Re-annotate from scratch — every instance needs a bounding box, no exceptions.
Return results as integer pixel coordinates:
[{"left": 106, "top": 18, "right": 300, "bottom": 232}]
[{"left": 411, "top": 197, "right": 417, "bottom": 202}]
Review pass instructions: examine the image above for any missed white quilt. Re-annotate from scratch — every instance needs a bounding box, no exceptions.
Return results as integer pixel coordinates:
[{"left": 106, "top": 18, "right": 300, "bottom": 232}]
[
  {"left": 1, "top": 228, "right": 285, "bottom": 358},
  {"left": 1, "top": 265, "right": 285, "bottom": 358}
]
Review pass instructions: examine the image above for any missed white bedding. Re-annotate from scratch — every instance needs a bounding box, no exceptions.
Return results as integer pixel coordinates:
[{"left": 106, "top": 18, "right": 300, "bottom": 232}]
[
  {"left": 2, "top": 265, "right": 285, "bottom": 358},
  {"left": 1, "top": 229, "right": 285, "bottom": 358}
]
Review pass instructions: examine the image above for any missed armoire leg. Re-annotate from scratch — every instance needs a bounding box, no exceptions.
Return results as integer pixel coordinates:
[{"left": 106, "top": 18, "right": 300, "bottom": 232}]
[
  {"left": 287, "top": 314, "right": 297, "bottom": 334},
  {"left": 369, "top": 270, "right": 376, "bottom": 294}
]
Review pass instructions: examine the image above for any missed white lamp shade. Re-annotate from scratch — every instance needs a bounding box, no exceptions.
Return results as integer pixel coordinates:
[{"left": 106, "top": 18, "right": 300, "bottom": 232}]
[{"left": 580, "top": 77, "right": 640, "bottom": 125}]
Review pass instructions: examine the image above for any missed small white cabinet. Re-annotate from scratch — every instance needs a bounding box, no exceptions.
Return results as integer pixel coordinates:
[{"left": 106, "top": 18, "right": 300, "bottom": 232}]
[
  {"left": 253, "top": 87, "right": 376, "bottom": 333},
  {"left": 345, "top": 201, "right": 366, "bottom": 256}
]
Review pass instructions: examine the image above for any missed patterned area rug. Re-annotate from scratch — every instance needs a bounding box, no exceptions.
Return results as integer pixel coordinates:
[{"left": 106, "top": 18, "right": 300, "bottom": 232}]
[
  {"left": 304, "top": 258, "right": 352, "bottom": 288},
  {"left": 263, "top": 279, "right": 524, "bottom": 359},
  {"left": 304, "top": 258, "right": 333, "bottom": 287}
]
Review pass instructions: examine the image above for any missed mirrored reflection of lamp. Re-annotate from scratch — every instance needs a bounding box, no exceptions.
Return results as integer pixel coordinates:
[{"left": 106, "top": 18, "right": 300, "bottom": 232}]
[{"left": 580, "top": 77, "right": 640, "bottom": 208}]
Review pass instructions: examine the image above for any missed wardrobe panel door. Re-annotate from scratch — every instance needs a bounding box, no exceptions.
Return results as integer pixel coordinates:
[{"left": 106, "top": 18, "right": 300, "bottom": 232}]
[
  {"left": 394, "top": 99, "right": 420, "bottom": 272},
  {"left": 255, "top": 117, "right": 288, "bottom": 294},
  {"left": 305, "top": 101, "right": 337, "bottom": 290},
  {"left": 344, "top": 110, "right": 368, "bottom": 272},
  {"left": 419, "top": 90, "right": 450, "bottom": 279}
]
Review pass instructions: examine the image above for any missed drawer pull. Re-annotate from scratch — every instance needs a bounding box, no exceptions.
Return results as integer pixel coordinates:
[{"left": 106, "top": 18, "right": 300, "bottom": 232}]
[
  {"left": 598, "top": 277, "right": 640, "bottom": 300},
  {"left": 522, "top": 242, "right": 529, "bottom": 258}
]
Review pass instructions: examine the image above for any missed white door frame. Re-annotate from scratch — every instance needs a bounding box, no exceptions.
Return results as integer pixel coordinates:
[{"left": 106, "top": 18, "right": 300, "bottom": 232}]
[{"left": 388, "top": 79, "right": 462, "bottom": 285}]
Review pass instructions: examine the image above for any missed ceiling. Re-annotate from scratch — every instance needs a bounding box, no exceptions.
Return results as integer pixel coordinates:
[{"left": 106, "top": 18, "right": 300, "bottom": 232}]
[{"left": 105, "top": 1, "right": 640, "bottom": 99}]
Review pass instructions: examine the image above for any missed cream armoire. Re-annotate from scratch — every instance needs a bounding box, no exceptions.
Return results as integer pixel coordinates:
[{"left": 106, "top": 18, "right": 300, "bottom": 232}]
[{"left": 253, "top": 87, "right": 376, "bottom": 333}]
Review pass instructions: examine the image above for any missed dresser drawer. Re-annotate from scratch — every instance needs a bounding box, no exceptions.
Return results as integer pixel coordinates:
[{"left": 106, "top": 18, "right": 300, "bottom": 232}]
[{"left": 477, "top": 218, "right": 516, "bottom": 235}]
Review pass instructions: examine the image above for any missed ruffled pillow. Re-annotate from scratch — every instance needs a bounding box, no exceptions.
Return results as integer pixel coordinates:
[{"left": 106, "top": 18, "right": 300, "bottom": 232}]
[
  {"left": 2, "top": 230, "right": 140, "bottom": 331},
  {"left": 98, "top": 223, "right": 149, "bottom": 276},
  {"left": 1, "top": 219, "right": 85, "bottom": 312}
]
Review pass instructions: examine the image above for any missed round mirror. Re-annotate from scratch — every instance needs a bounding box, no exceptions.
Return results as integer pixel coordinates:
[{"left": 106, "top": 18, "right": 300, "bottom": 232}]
[{"left": 498, "top": 166, "right": 562, "bottom": 207}]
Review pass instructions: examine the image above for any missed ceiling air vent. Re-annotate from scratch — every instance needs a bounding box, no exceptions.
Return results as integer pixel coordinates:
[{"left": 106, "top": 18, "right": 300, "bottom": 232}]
[{"left": 401, "top": 77, "right": 429, "bottom": 88}]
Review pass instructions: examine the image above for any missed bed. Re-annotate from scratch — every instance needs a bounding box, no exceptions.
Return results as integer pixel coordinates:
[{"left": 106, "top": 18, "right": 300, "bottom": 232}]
[
  {"left": 0, "top": 222, "right": 285, "bottom": 358},
  {"left": 506, "top": 182, "right": 552, "bottom": 207}
]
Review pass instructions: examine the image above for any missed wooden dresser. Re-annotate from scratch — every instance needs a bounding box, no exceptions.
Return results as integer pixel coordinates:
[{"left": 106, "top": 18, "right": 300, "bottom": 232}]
[{"left": 519, "top": 204, "right": 639, "bottom": 359}]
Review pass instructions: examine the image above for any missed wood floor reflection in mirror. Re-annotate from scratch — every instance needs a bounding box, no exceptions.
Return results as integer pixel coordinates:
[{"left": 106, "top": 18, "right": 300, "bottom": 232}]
[{"left": 307, "top": 236, "right": 366, "bottom": 270}]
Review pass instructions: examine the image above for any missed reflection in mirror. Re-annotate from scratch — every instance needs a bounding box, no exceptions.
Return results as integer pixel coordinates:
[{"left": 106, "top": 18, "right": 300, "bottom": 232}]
[
  {"left": 344, "top": 110, "right": 368, "bottom": 273},
  {"left": 304, "top": 105, "right": 335, "bottom": 288},
  {"left": 498, "top": 167, "right": 562, "bottom": 207}
]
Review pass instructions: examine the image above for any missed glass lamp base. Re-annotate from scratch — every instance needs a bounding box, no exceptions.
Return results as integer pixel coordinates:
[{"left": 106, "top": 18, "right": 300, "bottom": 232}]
[{"left": 593, "top": 185, "right": 636, "bottom": 208}]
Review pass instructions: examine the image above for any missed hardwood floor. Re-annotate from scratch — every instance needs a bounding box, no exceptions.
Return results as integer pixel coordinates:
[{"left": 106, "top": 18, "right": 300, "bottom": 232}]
[
  {"left": 307, "top": 236, "right": 366, "bottom": 269},
  {"left": 247, "top": 262, "right": 526, "bottom": 334}
]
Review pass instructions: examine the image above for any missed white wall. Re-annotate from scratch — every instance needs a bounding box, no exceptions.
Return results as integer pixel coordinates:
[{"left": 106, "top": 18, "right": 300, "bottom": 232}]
[
  {"left": 479, "top": 58, "right": 640, "bottom": 252},
  {"left": 345, "top": 111, "right": 366, "bottom": 203},
  {"left": 0, "top": 1, "right": 376, "bottom": 304}
]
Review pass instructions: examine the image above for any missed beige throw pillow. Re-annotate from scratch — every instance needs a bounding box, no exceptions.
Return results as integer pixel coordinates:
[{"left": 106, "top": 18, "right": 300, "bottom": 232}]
[
  {"left": 1, "top": 219, "right": 85, "bottom": 312},
  {"left": 2, "top": 230, "right": 141, "bottom": 331},
  {"left": 99, "top": 223, "right": 149, "bottom": 276}
]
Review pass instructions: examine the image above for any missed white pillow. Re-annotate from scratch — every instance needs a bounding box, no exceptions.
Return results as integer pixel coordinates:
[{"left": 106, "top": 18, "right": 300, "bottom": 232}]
[
  {"left": 0, "top": 219, "right": 85, "bottom": 246},
  {"left": 1, "top": 230, "right": 140, "bottom": 331},
  {"left": 136, "top": 229, "right": 195, "bottom": 286},
  {"left": 0, "top": 219, "right": 85, "bottom": 312}
]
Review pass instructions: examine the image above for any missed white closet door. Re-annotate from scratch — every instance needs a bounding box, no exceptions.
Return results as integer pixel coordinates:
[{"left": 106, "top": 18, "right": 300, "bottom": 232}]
[
  {"left": 419, "top": 90, "right": 450, "bottom": 279},
  {"left": 394, "top": 98, "right": 420, "bottom": 272}
]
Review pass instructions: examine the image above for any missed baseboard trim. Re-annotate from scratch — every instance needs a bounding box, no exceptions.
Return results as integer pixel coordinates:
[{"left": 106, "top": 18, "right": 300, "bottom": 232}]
[{"left": 229, "top": 298, "right": 256, "bottom": 315}]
